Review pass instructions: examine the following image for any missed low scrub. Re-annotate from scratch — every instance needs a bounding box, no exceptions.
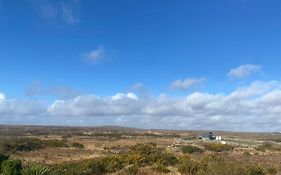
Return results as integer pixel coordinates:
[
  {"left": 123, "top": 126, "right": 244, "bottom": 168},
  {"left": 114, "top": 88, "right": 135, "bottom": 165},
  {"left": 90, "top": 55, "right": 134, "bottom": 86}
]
[
  {"left": 255, "top": 142, "right": 281, "bottom": 152},
  {"left": 22, "top": 164, "right": 51, "bottom": 175},
  {"left": 178, "top": 154, "right": 268, "bottom": 175},
  {"left": 1, "top": 159, "right": 22, "bottom": 175},
  {"left": 0, "top": 143, "right": 276, "bottom": 175},
  {"left": 203, "top": 142, "right": 233, "bottom": 152},
  {"left": 0, "top": 138, "right": 69, "bottom": 153},
  {"left": 72, "top": 142, "right": 85, "bottom": 149},
  {"left": 181, "top": 145, "right": 204, "bottom": 154}
]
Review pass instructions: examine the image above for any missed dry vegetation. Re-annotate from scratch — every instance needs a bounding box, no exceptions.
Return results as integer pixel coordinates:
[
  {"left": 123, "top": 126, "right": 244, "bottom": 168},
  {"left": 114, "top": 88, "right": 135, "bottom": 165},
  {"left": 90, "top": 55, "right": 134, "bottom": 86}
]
[{"left": 0, "top": 125, "right": 281, "bottom": 175}]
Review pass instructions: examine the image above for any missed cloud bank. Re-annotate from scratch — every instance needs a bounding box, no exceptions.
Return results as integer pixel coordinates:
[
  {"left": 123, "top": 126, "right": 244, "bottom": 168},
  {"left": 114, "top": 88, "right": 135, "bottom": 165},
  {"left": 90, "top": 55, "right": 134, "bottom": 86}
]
[{"left": 1, "top": 80, "right": 281, "bottom": 131}]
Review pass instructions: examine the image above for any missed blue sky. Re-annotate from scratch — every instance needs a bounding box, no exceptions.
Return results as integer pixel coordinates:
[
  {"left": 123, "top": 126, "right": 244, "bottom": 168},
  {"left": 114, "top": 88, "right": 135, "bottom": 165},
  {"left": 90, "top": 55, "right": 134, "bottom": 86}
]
[{"left": 1, "top": 0, "right": 281, "bottom": 131}]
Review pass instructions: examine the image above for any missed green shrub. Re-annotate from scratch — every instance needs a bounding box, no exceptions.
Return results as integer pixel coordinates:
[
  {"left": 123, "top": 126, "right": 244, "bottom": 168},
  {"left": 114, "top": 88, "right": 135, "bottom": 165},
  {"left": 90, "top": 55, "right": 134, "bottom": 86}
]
[
  {"left": 126, "top": 164, "right": 139, "bottom": 175},
  {"left": 0, "top": 154, "right": 9, "bottom": 172},
  {"left": 126, "top": 143, "right": 177, "bottom": 166},
  {"left": 243, "top": 151, "right": 251, "bottom": 157},
  {"left": 158, "top": 151, "right": 178, "bottom": 166},
  {"left": 1, "top": 138, "right": 44, "bottom": 152},
  {"left": 1, "top": 159, "right": 22, "bottom": 175},
  {"left": 181, "top": 145, "right": 204, "bottom": 154},
  {"left": 153, "top": 163, "right": 170, "bottom": 173},
  {"left": 89, "top": 159, "right": 107, "bottom": 175},
  {"left": 255, "top": 143, "right": 281, "bottom": 152},
  {"left": 0, "top": 154, "right": 9, "bottom": 165},
  {"left": 43, "top": 139, "right": 68, "bottom": 148},
  {"left": 103, "top": 155, "right": 125, "bottom": 172},
  {"left": 246, "top": 166, "right": 265, "bottom": 175},
  {"left": 0, "top": 138, "right": 69, "bottom": 153},
  {"left": 178, "top": 155, "right": 200, "bottom": 175},
  {"left": 49, "top": 161, "right": 92, "bottom": 175},
  {"left": 22, "top": 164, "right": 50, "bottom": 175},
  {"left": 72, "top": 142, "right": 85, "bottom": 149},
  {"left": 267, "top": 166, "right": 278, "bottom": 175},
  {"left": 203, "top": 143, "right": 233, "bottom": 152}
]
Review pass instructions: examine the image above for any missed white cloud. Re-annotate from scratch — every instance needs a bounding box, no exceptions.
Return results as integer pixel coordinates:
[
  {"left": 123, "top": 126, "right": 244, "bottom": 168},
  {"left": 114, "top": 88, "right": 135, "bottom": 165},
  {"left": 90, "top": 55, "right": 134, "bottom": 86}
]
[
  {"left": 170, "top": 78, "right": 205, "bottom": 90},
  {"left": 83, "top": 45, "right": 105, "bottom": 63},
  {"left": 3, "top": 81, "right": 281, "bottom": 131},
  {"left": 45, "top": 81, "right": 281, "bottom": 131},
  {"left": 47, "top": 92, "right": 141, "bottom": 116},
  {"left": 112, "top": 92, "right": 138, "bottom": 100},
  {"left": 0, "top": 93, "right": 45, "bottom": 116},
  {"left": 0, "top": 93, "right": 5, "bottom": 102},
  {"left": 227, "top": 64, "right": 261, "bottom": 79}
]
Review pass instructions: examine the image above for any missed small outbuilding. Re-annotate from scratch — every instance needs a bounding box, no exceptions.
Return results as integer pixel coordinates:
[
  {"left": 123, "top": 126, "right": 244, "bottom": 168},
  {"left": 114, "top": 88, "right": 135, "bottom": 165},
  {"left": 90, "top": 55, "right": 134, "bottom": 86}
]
[
  {"left": 202, "top": 132, "right": 215, "bottom": 141},
  {"left": 201, "top": 132, "right": 223, "bottom": 141}
]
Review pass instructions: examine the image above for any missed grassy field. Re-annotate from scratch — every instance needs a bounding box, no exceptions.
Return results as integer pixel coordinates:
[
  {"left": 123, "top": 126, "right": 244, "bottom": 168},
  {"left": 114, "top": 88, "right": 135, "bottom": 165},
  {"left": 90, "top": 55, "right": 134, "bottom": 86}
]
[{"left": 0, "top": 125, "right": 281, "bottom": 175}]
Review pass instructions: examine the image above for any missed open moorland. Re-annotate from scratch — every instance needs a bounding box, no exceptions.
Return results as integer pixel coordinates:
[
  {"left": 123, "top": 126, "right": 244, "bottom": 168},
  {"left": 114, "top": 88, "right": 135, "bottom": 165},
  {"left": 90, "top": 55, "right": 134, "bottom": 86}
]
[{"left": 0, "top": 125, "right": 281, "bottom": 175}]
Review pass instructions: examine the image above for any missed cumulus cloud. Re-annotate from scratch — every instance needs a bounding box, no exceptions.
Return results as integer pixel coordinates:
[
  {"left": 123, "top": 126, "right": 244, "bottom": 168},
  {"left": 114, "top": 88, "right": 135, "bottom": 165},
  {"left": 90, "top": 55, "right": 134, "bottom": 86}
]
[
  {"left": 0, "top": 93, "right": 45, "bottom": 117},
  {"left": 0, "top": 93, "right": 5, "bottom": 101},
  {"left": 47, "top": 92, "right": 141, "bottom": 117},
  {"left": 170, "top": 78, "right": 205, "bottom": 90},
  {"left": 83, "top": 45, "right": 105, "bottom": 63},
  {"left": 3, "top": 81, "right": 281, "bottom": 131},
  {"left": 227, "top": 64, "right": 262, "bottom": 79},
  {"left": 45, "top": 81, "right": 281, "bottom": 131}
]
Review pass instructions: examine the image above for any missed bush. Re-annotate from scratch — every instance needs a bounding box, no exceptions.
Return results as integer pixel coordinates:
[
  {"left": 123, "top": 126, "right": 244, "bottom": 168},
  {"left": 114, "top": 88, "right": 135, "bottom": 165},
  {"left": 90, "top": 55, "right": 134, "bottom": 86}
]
[
  {"left": 0, "top": 154, "right": 9, "bottom": 165},
  {"left": 49, "top": 160, "right": 92, "bottom": 175},
  {"left": 246, "top": 166, "right": 266, "bottom": 175},
  {"left": 255, "top": 143, "right": 281, "bottom": 152},
  {"left": 22, "top": 164, "right": 50, "bottom": 175},
  {"left": 178, "top": 155, "right": 200, "bottom": 175},
  {"left": 103, "top": 155, "right": 125, "bottom": 172},
  {"left": 125, "top": 164, "right": 139, "bottom": 175},
  {"left": 1, "top": 159, "right": 22, "bottom": 175},
  {"left": 0, "top": 154, "right": 9, "bottom": 172},
  {"left": 0, "top": 138, "right": 69, "bottom": 153},
  {"left": 72, "top": 142, "right": 85, "bottom": 149},
  {"left": 243, "top": 151, "right": 251, "bottom": 157},
  {"left": 1, "top": 138, "right": 44, "bottom": 152},
  {"left": 43, "top": 139, "right": 68, "bottom": 148},
  {"left": 157, "top": 151, "right": 178, "bottom": 166},
  {"left": 89, "top": 159, "right": 107, "bottom": 175},
  {"left": 153, "top": 163, "right": 170, "bottom": 173},
  {"left": 267, "top": 166, "right": 278, "bottom": 175},
  {"left": 203, "top": 143, "right": 233, "bottom": 152},
  {"left": 126, "top": 143, "right": 177, "bottom": 166},
  {"left": 181, "top": 145, "right": 204, "bottom": 154}
]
